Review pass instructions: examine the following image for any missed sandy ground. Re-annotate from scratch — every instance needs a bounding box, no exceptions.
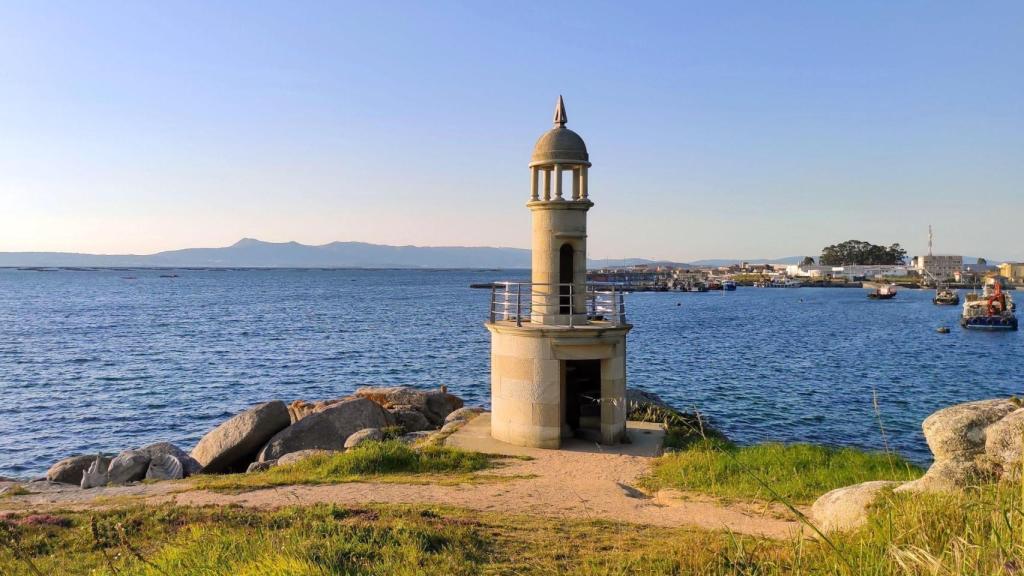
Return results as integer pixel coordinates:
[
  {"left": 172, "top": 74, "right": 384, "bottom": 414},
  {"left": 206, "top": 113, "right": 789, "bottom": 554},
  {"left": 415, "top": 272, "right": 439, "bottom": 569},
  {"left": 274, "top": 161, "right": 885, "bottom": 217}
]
[{"left": 1, "top": 420, "right": 803, "bottom": 539}]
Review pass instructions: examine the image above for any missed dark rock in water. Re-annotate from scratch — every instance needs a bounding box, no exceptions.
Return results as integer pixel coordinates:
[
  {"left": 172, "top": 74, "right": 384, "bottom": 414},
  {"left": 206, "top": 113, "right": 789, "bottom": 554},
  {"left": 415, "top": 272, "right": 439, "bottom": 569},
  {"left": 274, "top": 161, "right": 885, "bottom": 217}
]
[
  {"left": 356, "top": 386, "right": 463, "bottom": 426},
  {"left": 626, "top": 389, "right": 675, "bottom": 413},
  {"left": 139, "top": 442, "right": 203, "bottom": 476},
  {"left": 937, "top": 327, "right": 951, "bottom": 334},
  {"left": 107, "top": 450, "right": 150, "bottom": 485},
  {"left": 47, "top": 454, "right": 112, "bottom": 485},
  {"left": 145, "top": 454, "right": 184, "bottom": 481},
  {"left": 389, "top": 405, "right": 433, "bottom": 432},
  {"left": 190, "top": 401, "right": 291, "bottom": 473},
  {"left": 344, "top": 428, "right": 383, "bottom": 448},
  {"left": 258, "top": 397, "right": 393, "bottom": 462}
]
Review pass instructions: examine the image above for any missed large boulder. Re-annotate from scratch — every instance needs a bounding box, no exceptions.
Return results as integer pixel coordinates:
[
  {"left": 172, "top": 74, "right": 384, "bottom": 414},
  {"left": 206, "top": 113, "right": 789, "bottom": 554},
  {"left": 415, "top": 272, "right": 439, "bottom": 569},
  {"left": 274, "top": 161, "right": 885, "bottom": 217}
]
[
  {"left": 811, "top": 481, "right": 901, "bottom": 532},
  {"left": 258, "top": 397, "right": 393, "bottom": 461},
  {"left": 389, "top": 405, "right": 433, "bottom": 432},
  {"left": 107, "top": 451, "right": 150, "bottom": 485},
  {"left": 344, "top": 428, "right": 383, "bottom": 448},
  {"left": 921, "top": 399, "right": 1017, "bottom": 460},
  {"left": 139, "top": 442, "right": 202, "bottom": 477},
  {"left": 897, "top": 456, "right": 993, "bottom": 494},
  {"left": 985, "top": 408, "right": 1024, "bottom": 479},
  {"left": 47, "top": 454, "right": 111, "bottom": 485},
  {"left": 191, "top": 401, "right": 291, "bottom": 473},
  {"left": 356, "top": 386, "right": 463, "bottom": 426},
  {"left": 145, "top": 454, "right": 183, "bottom": 481}
]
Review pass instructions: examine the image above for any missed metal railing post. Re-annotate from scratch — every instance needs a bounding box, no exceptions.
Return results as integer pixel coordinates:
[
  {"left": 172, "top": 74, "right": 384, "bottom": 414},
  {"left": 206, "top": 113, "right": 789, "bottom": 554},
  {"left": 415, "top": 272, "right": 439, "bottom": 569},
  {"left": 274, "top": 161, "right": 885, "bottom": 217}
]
[
  {"left": 516, "top": 283, "right": 522, "bottom": 327},
  {"left": 489, "top": 285, "right": 496, "bottom": 324},
  {"left": 612, "top": 287, "right": 619, "bottom": 325},
  {"left": 570, "top": 284, "right": 575, "bottom": 327}
]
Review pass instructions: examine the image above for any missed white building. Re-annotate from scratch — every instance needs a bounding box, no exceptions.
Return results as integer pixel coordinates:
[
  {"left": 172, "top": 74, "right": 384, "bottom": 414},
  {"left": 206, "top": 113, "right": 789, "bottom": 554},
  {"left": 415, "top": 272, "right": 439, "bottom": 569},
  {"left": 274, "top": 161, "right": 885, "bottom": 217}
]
[
  {"left": 786, "top": 264, "right": 909, "bottom": 279},
  {"left": 913, "top": 255, "right": 962, "bottom": 281}
]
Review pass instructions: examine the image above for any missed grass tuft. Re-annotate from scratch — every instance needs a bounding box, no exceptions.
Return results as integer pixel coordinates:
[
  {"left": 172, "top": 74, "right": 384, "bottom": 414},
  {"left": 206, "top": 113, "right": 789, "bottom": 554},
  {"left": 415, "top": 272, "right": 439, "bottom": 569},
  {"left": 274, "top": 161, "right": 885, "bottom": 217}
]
[
  {"left": 643, "top": 441, "right": 923, "bottom": 504},
  {"left": 191, "top": 440, "right": 495, "bottom": 492}
]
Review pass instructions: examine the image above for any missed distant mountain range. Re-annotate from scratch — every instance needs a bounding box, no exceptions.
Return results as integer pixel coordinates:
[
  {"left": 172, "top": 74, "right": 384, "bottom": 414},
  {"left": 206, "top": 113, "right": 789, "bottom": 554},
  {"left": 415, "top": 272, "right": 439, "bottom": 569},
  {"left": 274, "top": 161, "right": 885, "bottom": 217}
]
[{"left": 0, "top": 239, "right": 850, "bottom": 269}]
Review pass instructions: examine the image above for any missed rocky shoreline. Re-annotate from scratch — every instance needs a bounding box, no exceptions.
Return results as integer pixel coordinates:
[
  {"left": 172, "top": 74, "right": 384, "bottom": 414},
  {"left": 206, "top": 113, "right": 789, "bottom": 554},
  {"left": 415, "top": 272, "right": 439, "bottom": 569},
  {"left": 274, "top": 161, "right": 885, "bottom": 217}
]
[
  {"left": 812, "top": 396, "right": 1024, "bottom": 531},
  {"left": 24, "top": 386, "right": 480, "bottom": 491}
]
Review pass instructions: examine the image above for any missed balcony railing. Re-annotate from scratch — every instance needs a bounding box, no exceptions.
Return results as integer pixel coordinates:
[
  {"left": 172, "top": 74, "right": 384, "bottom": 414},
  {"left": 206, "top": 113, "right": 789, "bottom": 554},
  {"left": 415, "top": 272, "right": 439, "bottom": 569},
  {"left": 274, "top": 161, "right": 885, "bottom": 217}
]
[{"left": 487, "top": 282, "right": 627, "bottom": 327}]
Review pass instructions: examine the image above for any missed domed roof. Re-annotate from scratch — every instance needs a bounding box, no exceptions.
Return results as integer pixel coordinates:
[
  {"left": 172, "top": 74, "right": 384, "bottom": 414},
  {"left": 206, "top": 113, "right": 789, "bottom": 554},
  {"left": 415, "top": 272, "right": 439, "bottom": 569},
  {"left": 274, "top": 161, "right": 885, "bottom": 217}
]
[{"left": 530, "top": 96, "right": 590, "bottom": 167}]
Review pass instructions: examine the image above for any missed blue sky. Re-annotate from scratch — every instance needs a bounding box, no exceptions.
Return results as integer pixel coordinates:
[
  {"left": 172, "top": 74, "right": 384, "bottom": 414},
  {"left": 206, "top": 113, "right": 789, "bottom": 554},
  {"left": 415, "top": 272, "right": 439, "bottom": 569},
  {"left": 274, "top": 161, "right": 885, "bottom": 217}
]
[{"left": 1, "top": 1, "right": 1021, "bottom": 261}]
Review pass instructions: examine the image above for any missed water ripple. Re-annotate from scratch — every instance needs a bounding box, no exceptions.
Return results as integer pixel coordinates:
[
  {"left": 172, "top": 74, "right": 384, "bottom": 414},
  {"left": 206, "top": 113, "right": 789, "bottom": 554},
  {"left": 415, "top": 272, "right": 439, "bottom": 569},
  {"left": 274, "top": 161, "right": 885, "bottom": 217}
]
[{"left": 0, "top": 268, "right": 1021, "bottom": 476}]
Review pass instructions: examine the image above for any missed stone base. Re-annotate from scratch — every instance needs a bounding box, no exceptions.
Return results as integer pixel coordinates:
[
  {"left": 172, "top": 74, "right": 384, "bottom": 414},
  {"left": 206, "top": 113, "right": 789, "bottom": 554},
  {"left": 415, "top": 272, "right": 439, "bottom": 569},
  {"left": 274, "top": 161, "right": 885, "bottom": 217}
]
[{"left": 486, "top": 322, "right": 630, "bottom": 449}]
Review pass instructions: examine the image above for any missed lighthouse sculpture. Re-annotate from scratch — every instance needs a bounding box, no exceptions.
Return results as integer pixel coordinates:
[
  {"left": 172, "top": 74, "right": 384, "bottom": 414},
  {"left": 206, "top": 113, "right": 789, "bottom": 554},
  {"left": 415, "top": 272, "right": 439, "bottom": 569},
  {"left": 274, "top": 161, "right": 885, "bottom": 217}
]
[{"left": 485, "top": 97, "right": 632, "bottom": 448}]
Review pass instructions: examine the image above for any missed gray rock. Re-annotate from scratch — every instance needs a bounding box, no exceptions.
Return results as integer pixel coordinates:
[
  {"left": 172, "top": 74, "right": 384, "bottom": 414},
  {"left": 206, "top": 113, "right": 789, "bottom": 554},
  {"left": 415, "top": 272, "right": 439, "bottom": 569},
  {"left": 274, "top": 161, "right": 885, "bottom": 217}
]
[
  {"left": 811, "top": 480, "right": 900, "bottom": 532},
  {"left": 47, "top": 454, "right": 112, "bottom": 485},
  {"left": 258, "top": 397, "right": 393, "bottom": 462},
  {"left": 390, "top": 405, "right": 434, "bottom": 432},
  {"left": 191, "top": 401, "right": 291, "bottom": 473},
  {"left": 626, "top": 389, "right": 676, "bottom": 413},
  {"left": 922, "top": 399, "right": 1016, "bottom": 460},
  {"left": 399, "top": 431, "right": 434, "bottom": 445},
  {"left": 145, "top": 454, "right": 184, "bottom": 481},
  {"left": 277, "top": 449, "right": 337, "bottom": 466},
  {"left": 356, "top": 386, "right": 463, "bottom": 426},
  {"left": 444, "top": 407, "right": 485, "bottom": 424},
  {"left": 344, "top": 428, "right": 384, "bottom": 448},
  {"left": 107, "top": 451, "right": 150, "bottom": 485},
  {"left": 139, "top": 442, "right": 203, "bottom": 477},
  {"left": 246, "top": 460, "right": 277, "bottom": 473},
  {"left": 984, "top": 408, "right": 1024, "bottom": 479},
  {"left": 80, "top": 456, "right": 110, "bottom": 489},
  {"left": 439, "top": 420, "right": 464, "bottom": 435}
]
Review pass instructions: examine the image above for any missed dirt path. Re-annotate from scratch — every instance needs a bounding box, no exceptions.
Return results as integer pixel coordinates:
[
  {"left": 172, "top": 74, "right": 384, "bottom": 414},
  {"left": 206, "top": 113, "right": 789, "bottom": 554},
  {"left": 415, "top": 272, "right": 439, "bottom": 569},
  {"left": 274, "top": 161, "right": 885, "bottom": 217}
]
[{"left": 3, "top": 445, "right": 802, "bottom": 539}]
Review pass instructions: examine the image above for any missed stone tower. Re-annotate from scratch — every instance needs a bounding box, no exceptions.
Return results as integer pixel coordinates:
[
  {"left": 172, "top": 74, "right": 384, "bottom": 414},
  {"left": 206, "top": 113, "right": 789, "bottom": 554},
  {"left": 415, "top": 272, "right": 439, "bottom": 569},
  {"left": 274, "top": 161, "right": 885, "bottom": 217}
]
[{"left": 485, "top": 97, "right": 632, "bottom": 449}]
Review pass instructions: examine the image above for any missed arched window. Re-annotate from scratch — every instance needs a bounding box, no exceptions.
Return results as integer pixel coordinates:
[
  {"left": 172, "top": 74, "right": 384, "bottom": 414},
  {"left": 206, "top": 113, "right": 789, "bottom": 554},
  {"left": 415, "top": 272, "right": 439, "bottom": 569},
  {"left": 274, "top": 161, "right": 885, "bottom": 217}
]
[{"left": 559, "top": 243, "right": 574, "bottom": 315}]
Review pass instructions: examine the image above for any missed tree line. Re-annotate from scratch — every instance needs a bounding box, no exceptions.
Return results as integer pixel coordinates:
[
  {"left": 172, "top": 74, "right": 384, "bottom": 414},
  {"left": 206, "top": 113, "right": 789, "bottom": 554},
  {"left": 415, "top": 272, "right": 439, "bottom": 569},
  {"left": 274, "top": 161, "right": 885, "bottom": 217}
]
[{"left": 801, "top": 240, "right": 908, "bottom": 266}]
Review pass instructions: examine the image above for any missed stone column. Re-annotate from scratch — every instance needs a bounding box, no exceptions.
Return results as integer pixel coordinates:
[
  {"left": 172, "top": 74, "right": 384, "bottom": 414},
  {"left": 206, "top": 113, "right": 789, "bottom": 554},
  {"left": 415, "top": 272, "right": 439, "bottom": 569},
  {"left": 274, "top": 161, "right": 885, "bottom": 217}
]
[
  {"left": 542, "top": 169, "right": 551, "bottom": 201},
  {"left": 571, "top": 167, "right": 581, "bottom": 200},
  {"left": 553, "top": 164, "right": 563, "bottom": 200},
  {"left": 530, "top": 167, "right": 539, "bottom": 201},
  {"left": 580, "top": 166, "right": 588, "bottom": 200}
]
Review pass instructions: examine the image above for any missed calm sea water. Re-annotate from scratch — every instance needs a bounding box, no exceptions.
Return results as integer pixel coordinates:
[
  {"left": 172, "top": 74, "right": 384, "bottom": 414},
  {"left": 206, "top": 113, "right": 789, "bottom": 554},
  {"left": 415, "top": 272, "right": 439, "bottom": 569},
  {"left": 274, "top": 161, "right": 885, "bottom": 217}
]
[{"left": 1, "top": 268, "right": 1021, "bottom": 477}]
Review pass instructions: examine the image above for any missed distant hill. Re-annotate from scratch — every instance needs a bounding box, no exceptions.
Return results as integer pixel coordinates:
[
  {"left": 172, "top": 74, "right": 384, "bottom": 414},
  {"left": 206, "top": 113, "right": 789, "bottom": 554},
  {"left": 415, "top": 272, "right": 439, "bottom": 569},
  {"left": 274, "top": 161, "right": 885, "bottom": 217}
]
[
  {"left": 0, "top": 240, "right": 828, "bottom": 269},
  {"left": 0, "top": 239, "right": 534, "bottom": 269}
]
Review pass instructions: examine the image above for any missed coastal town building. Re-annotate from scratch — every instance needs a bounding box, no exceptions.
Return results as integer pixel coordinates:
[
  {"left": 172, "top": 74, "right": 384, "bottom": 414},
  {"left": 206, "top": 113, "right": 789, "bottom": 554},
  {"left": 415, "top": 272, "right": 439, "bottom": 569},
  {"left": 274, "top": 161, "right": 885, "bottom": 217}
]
[
  {"left": 786, "top": 263, "right": 909, "bottom": 280},
  {"left": 913, "top": 255, "right": 963, "bottom": 281},
  {"left": 999, "top": 263, "right": 1024, "bottom": 284},
  {"left": 484, "top": 97, "right": 631, "bottom": 449}
]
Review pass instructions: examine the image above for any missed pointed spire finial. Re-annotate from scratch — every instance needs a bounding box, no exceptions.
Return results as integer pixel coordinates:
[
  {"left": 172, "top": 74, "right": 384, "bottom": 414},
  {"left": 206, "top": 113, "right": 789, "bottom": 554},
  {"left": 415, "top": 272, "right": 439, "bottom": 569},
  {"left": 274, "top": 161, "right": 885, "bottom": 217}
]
[{"left": 553, "top": 95, "right": 567, "bottom": 127}]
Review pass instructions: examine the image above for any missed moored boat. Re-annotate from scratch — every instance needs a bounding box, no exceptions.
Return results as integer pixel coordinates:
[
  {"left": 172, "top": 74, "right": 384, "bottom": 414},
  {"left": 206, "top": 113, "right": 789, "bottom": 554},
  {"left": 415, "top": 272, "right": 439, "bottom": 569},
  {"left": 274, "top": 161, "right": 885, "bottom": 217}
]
[
  {"left": 933, "top": 286, "right": 959, "bottom": 306},
  {"left": 722, "top": 280, "right": 737, "bottom": 291},
  {"left": 961, "top": 278, "right": 1017, "bottom": 331},
  {"left": 868, "top": 284, "right": 897, "bottom": 300}
]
